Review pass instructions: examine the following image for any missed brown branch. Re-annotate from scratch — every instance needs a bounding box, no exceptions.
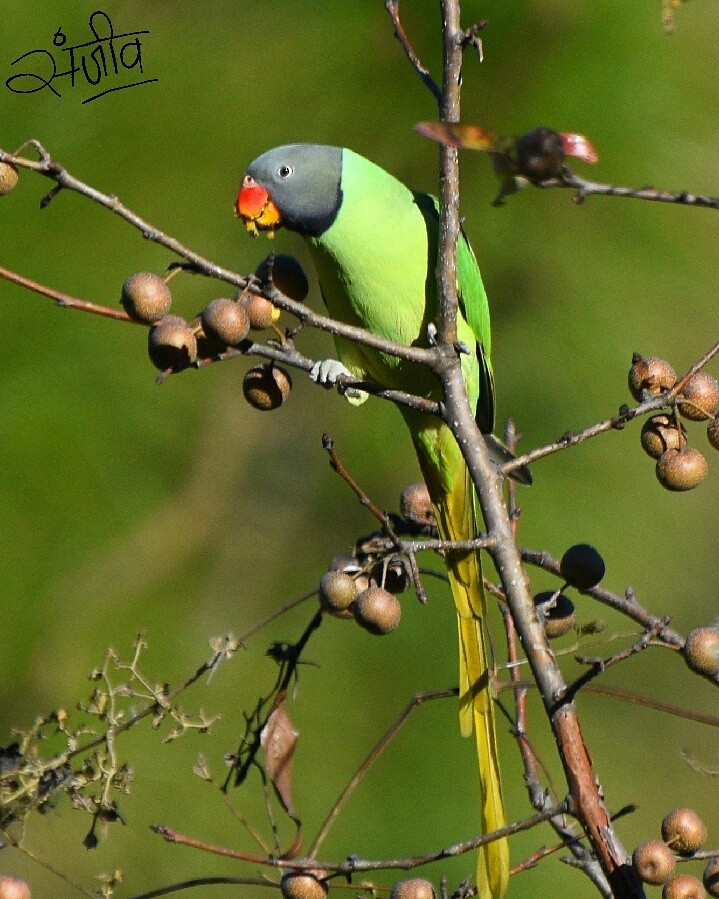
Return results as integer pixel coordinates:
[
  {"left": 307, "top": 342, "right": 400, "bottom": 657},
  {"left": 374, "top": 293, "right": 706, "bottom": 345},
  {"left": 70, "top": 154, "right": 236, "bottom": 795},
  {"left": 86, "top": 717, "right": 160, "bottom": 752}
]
[
  {"left": 385, "top": 1, "right": 442, "bottom": 104},
  {"left": 309, "top": 687, "right": 458, "bottom": 857},
  {"left": 153, "top": 800, "right": 571, "bottom": 875},
  {"left": 501, "top": 337, "right": 719, "bottom": 478},
  {"left": 128, "top": 876, "right": 278, "bottom": 899},
  {"left": 519, "top": 548, "right": 684, "bottom": 649},
  {"left": 409, "top": 2, "right": 643, "bottom": 894},
  {"left": 501, "top": 424, "right": 556, "bottom": 811},
  {"left": 428, "top": 3, "right": 641, "bottom": 895},
  {"left": 554, "top": 169, "right": 719, "bottom": 211},
  {"left": 0, "top": 264, "right": 133, "bottom": 322}
]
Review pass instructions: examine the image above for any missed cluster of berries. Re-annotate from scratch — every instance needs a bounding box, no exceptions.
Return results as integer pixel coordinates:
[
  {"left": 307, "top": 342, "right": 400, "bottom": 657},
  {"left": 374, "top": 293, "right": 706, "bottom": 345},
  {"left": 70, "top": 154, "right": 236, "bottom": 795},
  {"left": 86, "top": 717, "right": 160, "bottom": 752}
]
[
  {"left": 633, "top": 807, "right": 715, "bottom": 898},
  {"left": 630, "top": 354, "right": 719, "bottom": 491},
  {"left": 120, "top": 254, "right": 308, "bottom": 409},
  {"left": 317, "top": 482, "right": 439, "bottom": 636}
]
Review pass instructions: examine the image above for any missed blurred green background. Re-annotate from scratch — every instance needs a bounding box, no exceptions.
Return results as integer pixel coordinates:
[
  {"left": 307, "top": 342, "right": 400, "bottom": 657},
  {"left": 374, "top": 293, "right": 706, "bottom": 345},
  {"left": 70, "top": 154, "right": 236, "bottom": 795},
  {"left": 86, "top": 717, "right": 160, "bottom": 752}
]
[{"left": 1, "top": 1, "right": 719, "bottom": 896}]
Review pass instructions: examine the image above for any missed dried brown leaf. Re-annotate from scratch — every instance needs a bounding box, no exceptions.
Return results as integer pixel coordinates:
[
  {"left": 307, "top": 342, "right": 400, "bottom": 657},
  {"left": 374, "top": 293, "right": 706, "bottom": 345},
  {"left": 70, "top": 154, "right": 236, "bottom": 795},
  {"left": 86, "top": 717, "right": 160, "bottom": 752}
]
[{"left": 260, "top": 693, "right": 299, "bottom": 820}]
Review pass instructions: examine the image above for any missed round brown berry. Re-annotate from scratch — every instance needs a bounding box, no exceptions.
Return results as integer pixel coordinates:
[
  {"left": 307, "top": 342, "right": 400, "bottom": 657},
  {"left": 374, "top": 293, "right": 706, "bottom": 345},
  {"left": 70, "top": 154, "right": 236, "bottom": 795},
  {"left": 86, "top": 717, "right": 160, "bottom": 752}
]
[
  {"left": 629, "top": 355, "right": 677, "bottom": 401},
  {"left": 201, "top": 298, "right": 250, "bottom": 347},
  {"left": 319, "top": 570, "right": 358, "bottom": 619},
  {"left": 0, "top": 877, "right": 32, "bottom": 899},
  {"left": 255, "top": 254, "right": 309, "bottom": 302},
  {"left": 663, "top": 874, "right": 707, "bottom": 899},
  {"left": 685, "top": 628, "right": 719, "bottom": 677},
  {"left": 633, "top": 839, "right": 676, "bottom": 885},
  {"left": 280, "top": 872, "right": 328, "bottom": 899},
  {"left": 707, "top": 418, "right": 719, "bottom": 452},
  {"left": 390, "top": 879, "right": 436, "bottom": 899},
  {"left": 533, "top": 591, "right": 576, "bottom": 639},
  {"left": 703, "top": 858, "right": 719, "bottom": 897},
  {"left": 559, "top": 544, "right": 605, "bottom": 591},
  {"left": 244, "top": 293, "right": 280, "bottom": 330},
  {"left": 354, "top": 586, "right": 401, "bottom": 635},
  {"left": 0, "top": 877, "right": 31, "bottom": 899},
  {"left": 656, "top": 448, "right": 708, "bottom": 492},
  {"left": 662, "top": 808, "right": 708, "bottom": 854},
  {"left": 641, "top": 415, "right": 687, "bottom": 459},
  {"left": 121, "top": 272, "right": 172, "bottom": 324},
  {"left": 147, "top": 315, "right": 197, "bottom": 371},
  {"left": 399, "top": 483, "right": 435, "bottom": 526},
  {"left": 242, "top": 365, "right": 292, "bottom": 411},
  {"left": 678, "top": 372, "right": 719, "bottom": 422},
  {"left": 0, "top": 161, "right": 19, "bottom": 196}
]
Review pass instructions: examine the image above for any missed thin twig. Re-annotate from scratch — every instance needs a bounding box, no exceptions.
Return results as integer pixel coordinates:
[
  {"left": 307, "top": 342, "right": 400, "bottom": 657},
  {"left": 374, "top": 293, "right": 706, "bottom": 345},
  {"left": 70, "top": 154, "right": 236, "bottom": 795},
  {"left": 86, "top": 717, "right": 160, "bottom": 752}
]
[
  {"left": 385, "top": 0, "right": 442, "bottom": 103},
  {"left": 154, "top": 800, "right": 571, "bottom": 875},
  {"left": 566, "top": 620, "right": 668, "bottom": 701},
  {"left": 519, "top": 547, "right": 684, "bottom": 649},
  {"left": 0, "top": 264, "right": 133, "bottom": 321},
  {"left": 583, "top": 684, "right": 719, "bottom": 728},
  {"left": 309, "top": 688, "right": 457, "bottom": 857},
  {"left": 555, "top": 170, "right": 719, "bottom": 211},
  {"left": 128, "top": 877, "right": 278, "bottom": 899},
  {"left": 501, "top": 337, "right": 719, "bottom": 477},
  {"left": 323, "top": 433, "right": 401, "bottom": 539},
  {"left": 3, "top": 837, "right": 96, "bottom": 899}
]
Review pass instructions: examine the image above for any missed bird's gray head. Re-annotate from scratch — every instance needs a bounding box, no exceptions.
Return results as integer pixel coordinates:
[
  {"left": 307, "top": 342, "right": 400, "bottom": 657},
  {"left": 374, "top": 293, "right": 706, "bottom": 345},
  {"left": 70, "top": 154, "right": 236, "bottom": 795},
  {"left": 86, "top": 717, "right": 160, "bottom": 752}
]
[{"left": 236, "top": 143, "right": 343, "bottom": 238}]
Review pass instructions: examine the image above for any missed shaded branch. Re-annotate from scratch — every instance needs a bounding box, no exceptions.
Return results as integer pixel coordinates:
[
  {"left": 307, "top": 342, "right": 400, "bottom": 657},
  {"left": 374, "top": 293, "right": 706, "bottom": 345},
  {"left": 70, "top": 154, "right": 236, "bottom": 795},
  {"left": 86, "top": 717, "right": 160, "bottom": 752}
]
[
  {"left": 129, "top": 876, "right": 278, "bottom": 899},
  {"left": 385, "top": 0, "right": 442, "bottom": 103},
  {"left": 519, "top": 548, "right": 684, "bottom": 649},
  {"left": 554, "top": 169, "right": 719, "bottom": 211},
  {"left": 153, "top": 799, "right": 571, "bottom": 875},
  {"left": 309, "top": 687, "right": 458, "bottom": 857},
  {"left": 0, "top": 263, "right": 133, "bottom": 322},
  {"left": 427, "top": 3, "right": 642, "bottom": 895},
  {"left": 502, "top": 336, "right": 719, "bottom": 477}
]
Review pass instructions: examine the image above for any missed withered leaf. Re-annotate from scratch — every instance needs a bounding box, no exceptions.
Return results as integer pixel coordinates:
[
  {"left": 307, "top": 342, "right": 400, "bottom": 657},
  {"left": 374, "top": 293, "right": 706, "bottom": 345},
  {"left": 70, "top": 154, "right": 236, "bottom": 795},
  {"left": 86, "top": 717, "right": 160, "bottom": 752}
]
[{"left": 260, "top": 694, "right": 299, "bottom": 820}]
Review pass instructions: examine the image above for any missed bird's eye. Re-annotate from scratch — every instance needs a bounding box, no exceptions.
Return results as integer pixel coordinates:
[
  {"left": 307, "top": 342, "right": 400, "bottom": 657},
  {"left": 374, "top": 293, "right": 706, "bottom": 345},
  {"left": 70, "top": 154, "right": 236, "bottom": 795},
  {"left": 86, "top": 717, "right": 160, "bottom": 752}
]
[{"left": 277, "top": 165, "right": 293, "bottom": 179}]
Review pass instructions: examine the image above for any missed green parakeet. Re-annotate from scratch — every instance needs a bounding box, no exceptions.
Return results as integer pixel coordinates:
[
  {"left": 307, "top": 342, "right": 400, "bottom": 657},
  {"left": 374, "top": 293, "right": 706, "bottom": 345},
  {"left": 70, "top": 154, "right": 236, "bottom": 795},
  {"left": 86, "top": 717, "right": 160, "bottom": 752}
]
[{"left": 237, "top": 145, "right": 509, "bottom": 899}]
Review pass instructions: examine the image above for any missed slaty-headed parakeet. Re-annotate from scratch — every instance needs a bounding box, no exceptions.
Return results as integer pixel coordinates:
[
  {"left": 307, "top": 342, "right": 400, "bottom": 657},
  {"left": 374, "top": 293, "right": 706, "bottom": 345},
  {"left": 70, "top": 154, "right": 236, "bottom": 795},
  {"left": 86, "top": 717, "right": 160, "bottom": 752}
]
[{"left": 237, "top": 145, "right": 509, "bottom": 899}]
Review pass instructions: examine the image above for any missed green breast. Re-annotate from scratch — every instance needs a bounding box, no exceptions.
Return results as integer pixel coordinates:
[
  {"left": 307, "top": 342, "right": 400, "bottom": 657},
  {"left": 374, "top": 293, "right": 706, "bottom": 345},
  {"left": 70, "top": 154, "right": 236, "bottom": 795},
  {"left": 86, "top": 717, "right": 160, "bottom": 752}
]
[{"left": 309, "top": 148, "right": 482, "bottom": 409}]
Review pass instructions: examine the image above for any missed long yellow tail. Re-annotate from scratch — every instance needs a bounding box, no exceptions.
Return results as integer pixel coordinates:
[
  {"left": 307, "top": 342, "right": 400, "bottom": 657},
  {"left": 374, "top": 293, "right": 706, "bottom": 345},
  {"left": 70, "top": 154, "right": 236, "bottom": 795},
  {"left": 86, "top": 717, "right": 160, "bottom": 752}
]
[{"left": 417, "top": 436, "right": 509, "bottom": 899}]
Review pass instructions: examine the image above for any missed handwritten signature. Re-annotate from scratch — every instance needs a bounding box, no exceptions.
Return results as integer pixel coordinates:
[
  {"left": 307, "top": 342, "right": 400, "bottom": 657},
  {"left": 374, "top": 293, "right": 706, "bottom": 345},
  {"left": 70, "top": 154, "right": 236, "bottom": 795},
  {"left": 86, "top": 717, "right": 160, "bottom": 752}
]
[{"left": 6, "top": 10, "right": 158, "bottom": 104}]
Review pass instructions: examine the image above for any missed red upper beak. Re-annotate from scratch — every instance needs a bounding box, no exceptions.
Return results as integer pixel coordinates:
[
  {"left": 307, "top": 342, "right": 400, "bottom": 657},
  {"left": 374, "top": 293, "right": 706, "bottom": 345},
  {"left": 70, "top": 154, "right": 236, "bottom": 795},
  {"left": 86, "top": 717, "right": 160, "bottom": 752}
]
[{"left": 236, "top": 175, "right": 282, "bottom": 235}]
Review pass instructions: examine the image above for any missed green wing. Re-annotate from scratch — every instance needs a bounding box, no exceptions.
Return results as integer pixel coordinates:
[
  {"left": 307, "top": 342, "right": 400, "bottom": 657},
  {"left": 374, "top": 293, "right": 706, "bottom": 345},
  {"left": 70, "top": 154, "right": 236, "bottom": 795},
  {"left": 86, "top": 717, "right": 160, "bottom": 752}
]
[{"left": 413, "top": 191, "right": 494, "bottom": 433}]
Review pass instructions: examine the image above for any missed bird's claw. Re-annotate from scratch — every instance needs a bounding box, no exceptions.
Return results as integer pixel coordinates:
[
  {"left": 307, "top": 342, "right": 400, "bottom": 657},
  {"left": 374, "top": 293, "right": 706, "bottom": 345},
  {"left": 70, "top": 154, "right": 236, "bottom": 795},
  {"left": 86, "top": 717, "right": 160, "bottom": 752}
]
[
  {"left": 310, "top": 359, "right": 367, "bottom": 404},
  {"left": 310, "top": 358, "right": 352, "bottom": 388}
]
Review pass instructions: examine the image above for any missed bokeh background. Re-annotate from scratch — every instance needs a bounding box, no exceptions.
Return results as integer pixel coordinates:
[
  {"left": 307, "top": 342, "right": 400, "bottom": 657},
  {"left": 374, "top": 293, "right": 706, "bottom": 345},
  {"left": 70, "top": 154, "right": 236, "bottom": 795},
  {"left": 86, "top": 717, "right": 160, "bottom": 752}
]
[{"left": 1, "top": 1, "right": 718, "bottom": 896}]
